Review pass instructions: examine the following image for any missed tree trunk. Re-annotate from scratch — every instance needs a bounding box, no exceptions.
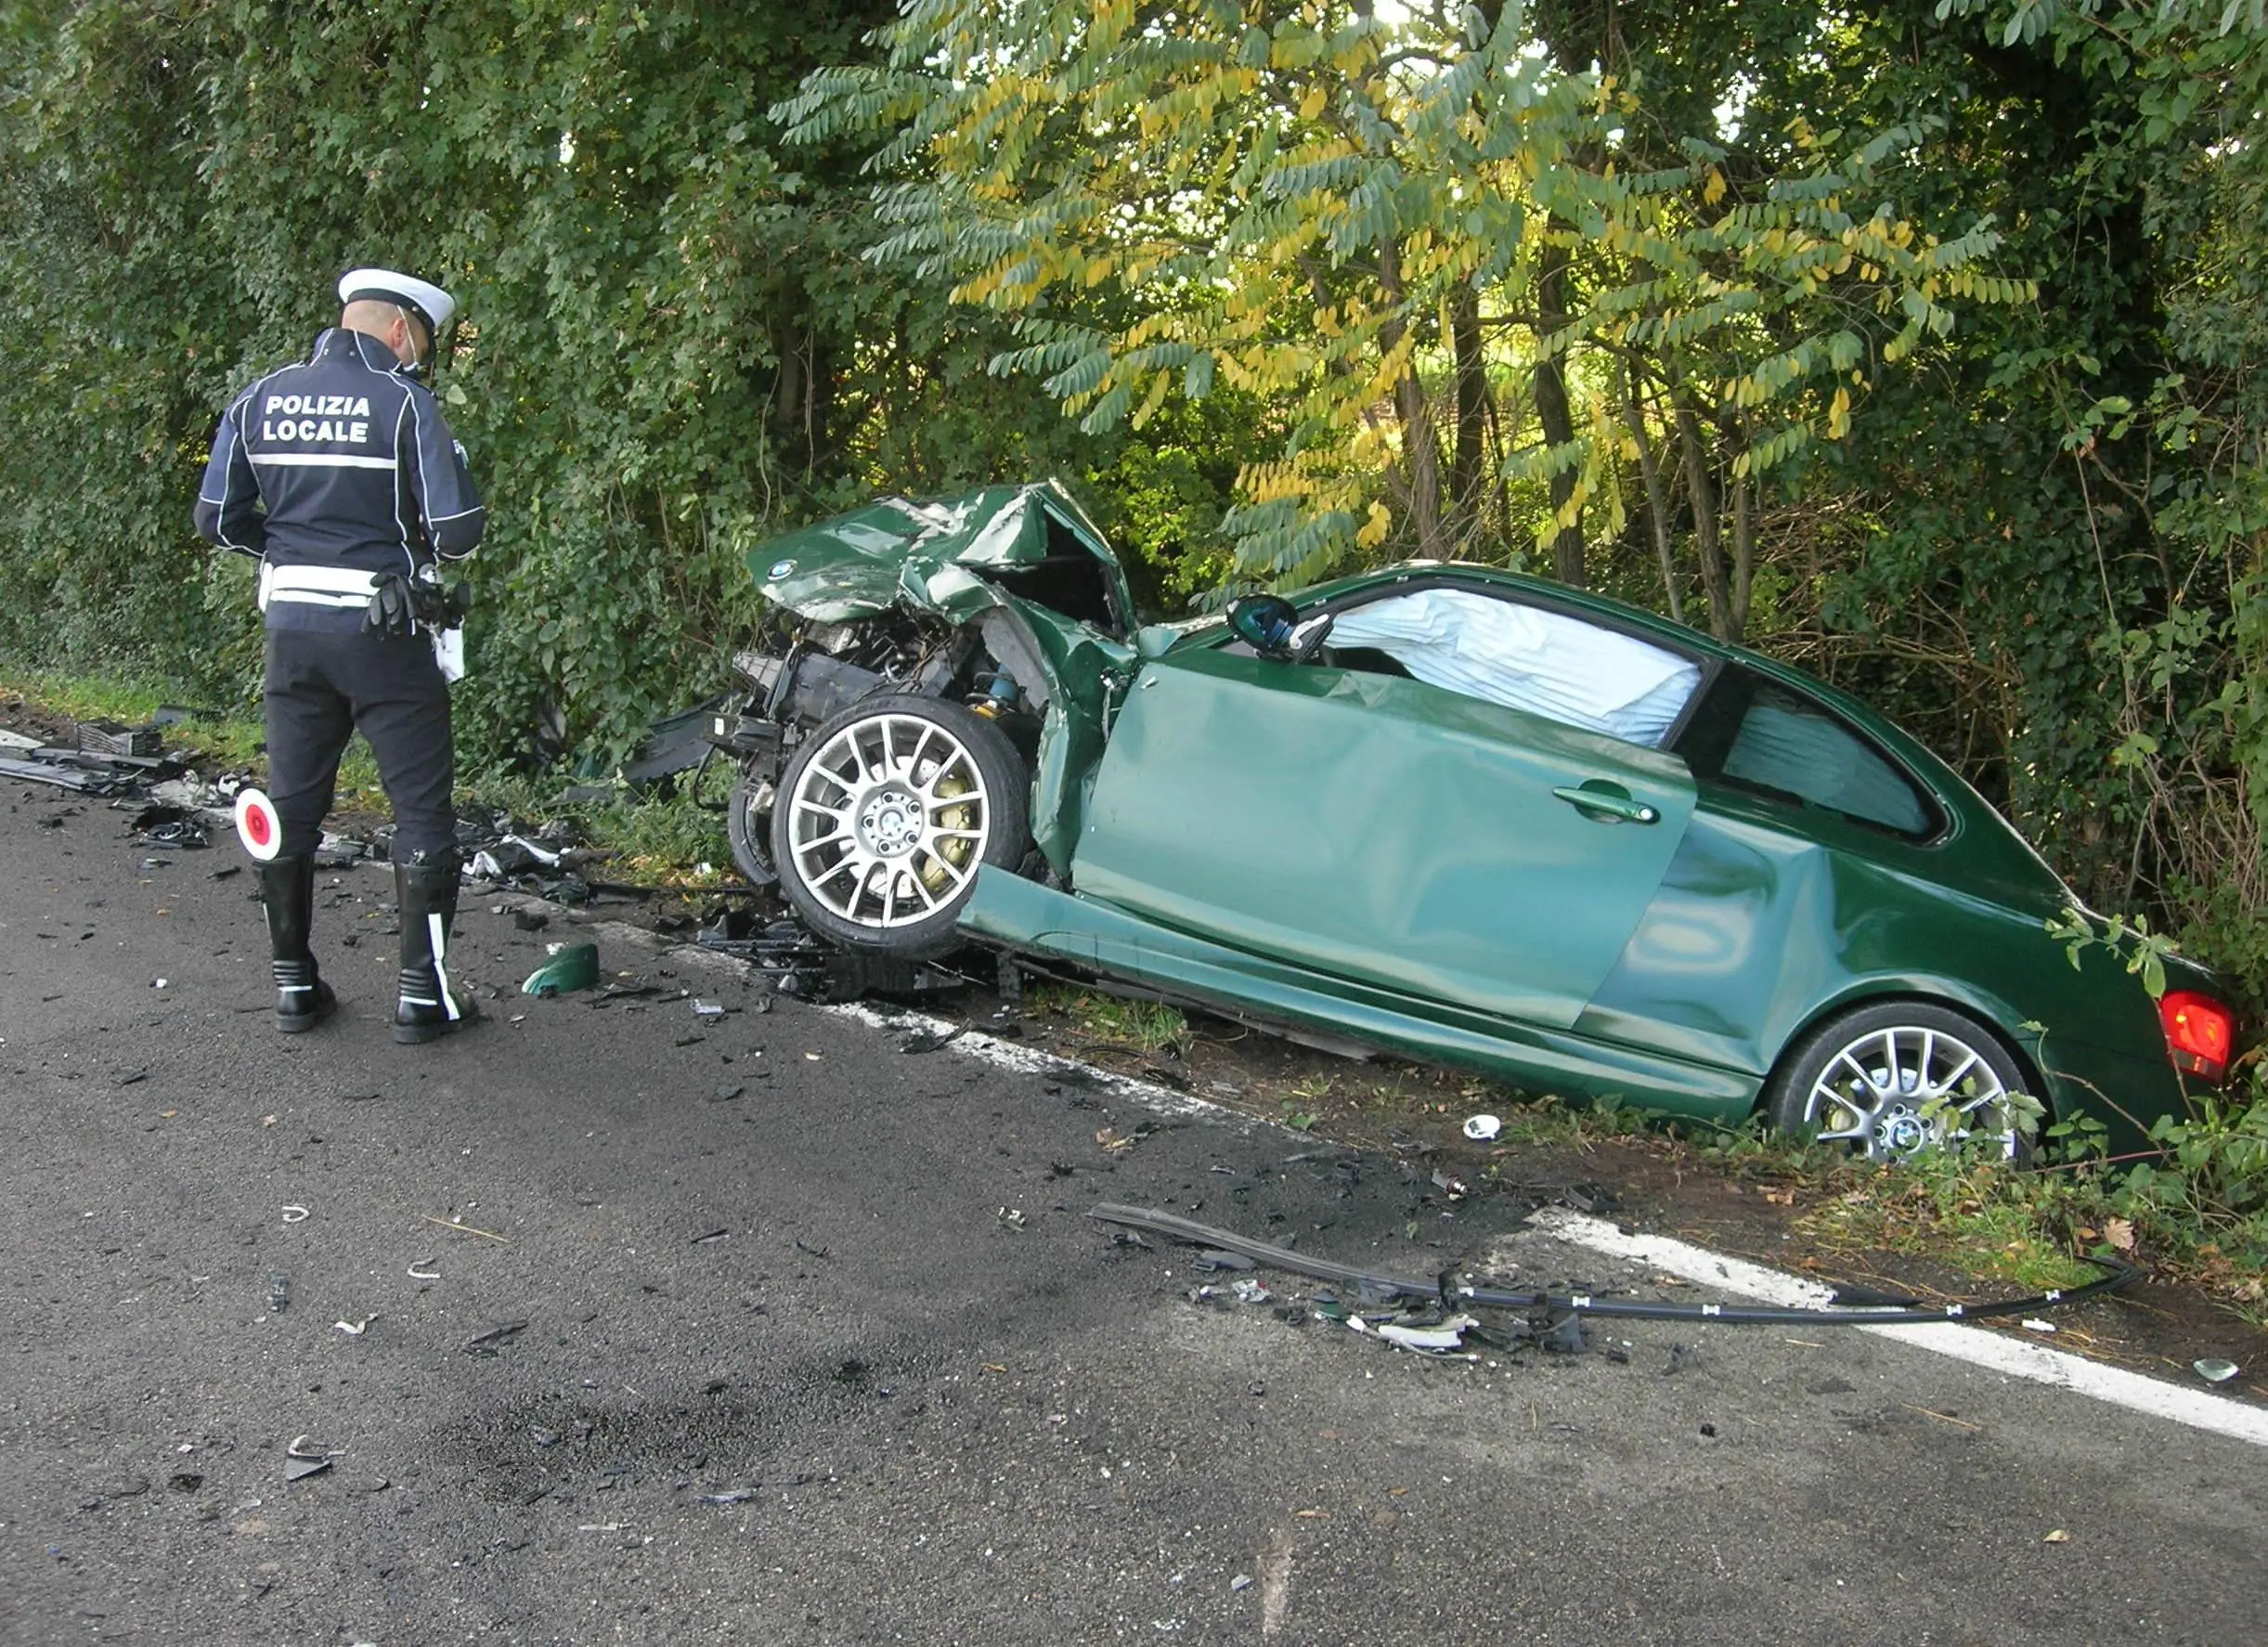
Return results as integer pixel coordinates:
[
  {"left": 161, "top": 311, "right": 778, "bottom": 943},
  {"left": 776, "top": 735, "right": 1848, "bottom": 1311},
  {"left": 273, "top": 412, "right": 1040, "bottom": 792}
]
[
  {"left": 1447, "top": 288, "right": 1489, "bottom": 551},
  {"left": 1378, "top": 240, "right": 1451, "bottom": 559},
  {"left": 1533, "top": 245, "right": 1585, "bottom": 587},
  {"left": 1729, "top": 460, "right": 1754, "bottom": 639},
  {"left": 1619, "top": 366, "right": 1684, "bottom": 627},
  {"left": 1672, "top": 393, "right": 1740, "bottom": 642}
]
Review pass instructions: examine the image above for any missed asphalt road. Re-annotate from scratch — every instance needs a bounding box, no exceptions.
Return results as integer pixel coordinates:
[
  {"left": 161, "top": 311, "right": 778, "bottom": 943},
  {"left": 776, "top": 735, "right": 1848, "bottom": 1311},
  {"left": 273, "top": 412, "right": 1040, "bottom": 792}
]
[{"left": 2, "top": 779, "right": 2263, "bottom": 1645}]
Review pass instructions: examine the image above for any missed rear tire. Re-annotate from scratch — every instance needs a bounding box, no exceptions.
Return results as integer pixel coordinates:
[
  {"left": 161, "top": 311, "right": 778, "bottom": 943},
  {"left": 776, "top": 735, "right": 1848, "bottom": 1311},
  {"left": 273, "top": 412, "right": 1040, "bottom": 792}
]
[
  {"left": 1766, "top": 1002, "right": 2034, "bottom": 1161},
  {"left": 771, "top": 694, "right": 1030, "bottom": 960}
]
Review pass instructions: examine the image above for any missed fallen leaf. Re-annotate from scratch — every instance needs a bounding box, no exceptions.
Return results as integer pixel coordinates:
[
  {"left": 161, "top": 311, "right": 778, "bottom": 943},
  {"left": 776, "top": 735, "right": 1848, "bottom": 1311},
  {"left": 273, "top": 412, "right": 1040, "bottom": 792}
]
[
  {"left": 2104, "top": 1216, "right": 2135, "bottom": 1252},
  {"left": 2042, "top": 1529, "right": 2071, "bottom": 1544}
]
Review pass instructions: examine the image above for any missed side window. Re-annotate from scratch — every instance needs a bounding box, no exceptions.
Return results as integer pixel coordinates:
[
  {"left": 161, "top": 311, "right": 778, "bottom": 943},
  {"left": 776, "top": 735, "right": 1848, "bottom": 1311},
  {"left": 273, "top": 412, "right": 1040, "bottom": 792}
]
[
  {"left": 1319, "top": 587, "right": 1703, "bottom": 748},
  {"left": 1716, "top": 679, "right": 1937, "bottom": 837}
]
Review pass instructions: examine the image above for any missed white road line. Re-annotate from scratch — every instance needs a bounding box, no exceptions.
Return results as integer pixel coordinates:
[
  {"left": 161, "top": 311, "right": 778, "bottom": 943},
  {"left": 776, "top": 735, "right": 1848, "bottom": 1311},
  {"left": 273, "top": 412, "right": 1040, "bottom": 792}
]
[
  {"left": 831, "top": 1002, "right": 1228, "bottom": 1121},
  {"left": 1526, "top": 1208, "right": 2268, "bottom": 1448}
]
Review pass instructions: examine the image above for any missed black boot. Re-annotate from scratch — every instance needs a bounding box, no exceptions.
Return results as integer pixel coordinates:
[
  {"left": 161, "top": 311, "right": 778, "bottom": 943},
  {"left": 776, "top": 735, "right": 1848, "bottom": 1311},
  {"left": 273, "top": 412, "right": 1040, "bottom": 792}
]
[
  {"left": 394, "top": 856, "right": 479, "bottom": 1044},
  {"left": 258, "top": 854, "right": 336, "bottom": 1033}
]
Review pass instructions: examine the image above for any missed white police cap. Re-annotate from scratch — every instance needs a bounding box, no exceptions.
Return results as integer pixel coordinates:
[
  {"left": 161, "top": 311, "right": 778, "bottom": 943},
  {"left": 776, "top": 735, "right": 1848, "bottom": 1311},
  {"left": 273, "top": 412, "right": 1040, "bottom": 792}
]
[{"left": 337, "top": 267, "right": 456, "bottom": 336}]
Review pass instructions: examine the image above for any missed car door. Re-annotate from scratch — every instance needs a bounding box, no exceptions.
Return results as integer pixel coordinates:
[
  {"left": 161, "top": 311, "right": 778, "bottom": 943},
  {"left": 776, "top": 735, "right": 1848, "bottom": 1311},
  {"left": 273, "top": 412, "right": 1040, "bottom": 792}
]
[{"left": 1070, "top": 630, "right": 1700, "bottom": 1031}]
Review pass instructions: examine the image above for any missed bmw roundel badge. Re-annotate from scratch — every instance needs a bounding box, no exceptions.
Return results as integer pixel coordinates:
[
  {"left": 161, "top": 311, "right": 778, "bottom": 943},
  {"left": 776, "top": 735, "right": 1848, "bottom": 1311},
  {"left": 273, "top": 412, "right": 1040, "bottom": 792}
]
[{"left": 768, "top": 559, "right": 797, "bottom": 581}]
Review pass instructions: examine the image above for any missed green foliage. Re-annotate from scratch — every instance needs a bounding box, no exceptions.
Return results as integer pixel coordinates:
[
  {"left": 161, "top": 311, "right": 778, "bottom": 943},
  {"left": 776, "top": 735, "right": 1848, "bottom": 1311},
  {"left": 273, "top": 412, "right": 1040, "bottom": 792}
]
[
  {"left": 1028, "top": 983, "right": 1191, "bottom": 1059},
  {"left": 780, "top": 1, "right": 2023, "bottom": 590},
  {"left": 0, "top": 0, "right": 1264, "bottom": 766}
]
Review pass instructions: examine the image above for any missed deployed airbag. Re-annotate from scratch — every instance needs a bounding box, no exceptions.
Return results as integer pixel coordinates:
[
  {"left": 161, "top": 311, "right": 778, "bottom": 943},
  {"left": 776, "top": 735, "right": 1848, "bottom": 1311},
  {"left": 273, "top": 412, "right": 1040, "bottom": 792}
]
[{"left": 1327, "top": 588, "right": 1701, "bottom": 746}]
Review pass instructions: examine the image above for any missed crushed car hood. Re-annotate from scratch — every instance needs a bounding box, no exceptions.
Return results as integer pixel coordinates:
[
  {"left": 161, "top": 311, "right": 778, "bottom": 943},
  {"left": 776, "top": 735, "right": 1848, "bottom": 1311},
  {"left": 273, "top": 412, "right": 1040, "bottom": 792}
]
[
  {"left": 749, "top": 481, "right": 1135, "bottom": 635},
  {"left": 746, "top": 481, "right": 1139, "bottom": 875}
]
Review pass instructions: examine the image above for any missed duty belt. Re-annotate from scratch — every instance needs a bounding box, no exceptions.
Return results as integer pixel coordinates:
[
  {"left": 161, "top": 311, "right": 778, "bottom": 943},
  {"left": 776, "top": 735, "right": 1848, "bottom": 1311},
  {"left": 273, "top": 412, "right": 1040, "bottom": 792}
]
[{"left": 259, "top": 563, "right": 382, "bottom": 613}]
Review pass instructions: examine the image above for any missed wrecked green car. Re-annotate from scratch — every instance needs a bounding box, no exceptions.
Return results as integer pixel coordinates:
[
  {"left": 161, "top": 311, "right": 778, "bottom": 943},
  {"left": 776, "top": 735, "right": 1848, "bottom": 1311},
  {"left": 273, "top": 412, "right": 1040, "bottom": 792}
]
[{"left": 705, "top": 481, "right": 2238, "bottom": 1156}]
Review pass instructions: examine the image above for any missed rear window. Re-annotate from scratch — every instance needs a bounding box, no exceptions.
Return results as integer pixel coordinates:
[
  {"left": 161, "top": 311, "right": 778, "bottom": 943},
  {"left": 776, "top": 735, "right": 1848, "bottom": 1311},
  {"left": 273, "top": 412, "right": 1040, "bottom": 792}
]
[{"left": 1717, "top": 681, "right": 1936, "bottom": 837}]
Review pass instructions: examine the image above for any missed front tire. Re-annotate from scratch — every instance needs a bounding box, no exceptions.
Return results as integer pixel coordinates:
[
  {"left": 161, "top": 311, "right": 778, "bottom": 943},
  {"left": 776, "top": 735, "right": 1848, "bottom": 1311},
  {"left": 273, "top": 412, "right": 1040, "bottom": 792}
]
[
  {"left": 1766, "top": 1002, "right": 2033, "bottom": 1161},
  {"left": 771, "top": 694, "right": 1030, "bottom": 960},
  {"left": 725, "top": 761, "right": 778, "bottom": 886}
]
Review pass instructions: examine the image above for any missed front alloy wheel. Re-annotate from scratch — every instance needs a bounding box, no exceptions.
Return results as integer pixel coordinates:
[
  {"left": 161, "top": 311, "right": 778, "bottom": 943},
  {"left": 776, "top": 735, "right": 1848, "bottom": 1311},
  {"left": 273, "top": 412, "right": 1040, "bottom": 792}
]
[
  {"left": 1767, "top": 1004, "right": 2032, "bottom": 1161},
  {"left": 772, "top": 694, "right": 1029, "bottom": 959}
]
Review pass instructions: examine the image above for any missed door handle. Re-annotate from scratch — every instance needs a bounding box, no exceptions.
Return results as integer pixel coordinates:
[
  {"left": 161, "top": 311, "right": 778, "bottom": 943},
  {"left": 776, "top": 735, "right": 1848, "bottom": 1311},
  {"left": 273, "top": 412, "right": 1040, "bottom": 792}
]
[{"left": 1552, "top": 785, "right": 1660, "bottom": 825}]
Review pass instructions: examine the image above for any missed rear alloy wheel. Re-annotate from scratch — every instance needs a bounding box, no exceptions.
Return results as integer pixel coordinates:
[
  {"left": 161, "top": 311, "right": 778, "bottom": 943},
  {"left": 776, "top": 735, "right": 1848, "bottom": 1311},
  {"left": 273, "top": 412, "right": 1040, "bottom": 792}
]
[
  {"left": 772, "top": 694, "right": 1030, "bottom": 959},
  {"left": 1766, "top": 1003, "right": 2032, "bottom": 1161}
]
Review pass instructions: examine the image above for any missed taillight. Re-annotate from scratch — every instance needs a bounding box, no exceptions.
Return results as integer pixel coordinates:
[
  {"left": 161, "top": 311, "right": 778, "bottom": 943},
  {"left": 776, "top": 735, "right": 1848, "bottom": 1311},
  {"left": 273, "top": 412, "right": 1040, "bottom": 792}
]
[{"left": 2158, "top": 990, "right": 2234, "bottom": 1082}]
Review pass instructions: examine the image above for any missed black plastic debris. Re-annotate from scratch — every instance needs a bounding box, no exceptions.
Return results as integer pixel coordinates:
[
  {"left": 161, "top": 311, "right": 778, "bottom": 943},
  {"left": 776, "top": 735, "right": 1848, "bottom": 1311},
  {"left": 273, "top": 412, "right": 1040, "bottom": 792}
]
[
  {"left": 619, "top": 696, "right": 726, "bottom": 792},
  {"left": 0, "top": 755, "right": 126, "bottom": 795},
  {"left": 1193, "top": 1249, "right": 1257, "bottom": 1273},
  {"left": 130, "top": 804, "right": 210, "bottom": 849},
  {"left": 462, "top": 1320, "right": 529, "bottom": 1355},
  {"left": 1539, "top": 1314, "right": 1588, "bottom": 1355},
  {"left": 694, "top": 907, "right": 966, "bottom": 1002},
  {"left": 78, "top": 720, "right": 161, "bottom": 758}
]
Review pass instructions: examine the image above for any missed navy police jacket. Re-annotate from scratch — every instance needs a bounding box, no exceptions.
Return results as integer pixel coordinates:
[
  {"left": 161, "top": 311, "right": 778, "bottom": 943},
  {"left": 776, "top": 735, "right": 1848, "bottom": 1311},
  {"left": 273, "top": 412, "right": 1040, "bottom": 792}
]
[{"left": 195, "top": 328, "right": 486, "bottom": 632}]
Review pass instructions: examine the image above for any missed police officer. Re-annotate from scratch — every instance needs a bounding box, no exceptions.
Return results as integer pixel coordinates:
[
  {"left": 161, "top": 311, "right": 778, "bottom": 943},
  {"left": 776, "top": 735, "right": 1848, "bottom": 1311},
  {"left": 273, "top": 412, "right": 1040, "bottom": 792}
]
[{"left": 195, "top": 268, "right": 486, "bottom": 1043}]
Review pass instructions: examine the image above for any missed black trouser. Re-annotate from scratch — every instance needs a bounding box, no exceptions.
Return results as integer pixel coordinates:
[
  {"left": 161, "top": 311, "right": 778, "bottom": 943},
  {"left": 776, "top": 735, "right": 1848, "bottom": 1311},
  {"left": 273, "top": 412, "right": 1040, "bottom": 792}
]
[{"left": 265, "top": 628, "right": 456, "bottom": 858}]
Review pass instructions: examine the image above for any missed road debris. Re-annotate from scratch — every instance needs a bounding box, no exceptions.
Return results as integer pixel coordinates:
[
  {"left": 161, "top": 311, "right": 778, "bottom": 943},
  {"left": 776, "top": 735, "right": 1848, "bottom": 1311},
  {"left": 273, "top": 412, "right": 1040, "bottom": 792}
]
[
  {"left": 1355, "top": 1316, "right": 1477, "bottom": 1355},
  {"left": 266, "top": 1273, "right": 290, "bottom": 1314},
  {"left": 2195, "top": 1358, "right": 2240, "bottom": 1384},
  {"left": 1462, "top": 1113, "right": 1502, "bottom": 1141},
  {"left": 696, "top": 1487, "right": 762, "bottom": 1506},
  {"left": 284, "top": 1435, "right": 337, "bottom": 1482},
  {"left": 130, "top": 804, "right": 210, "bottom": 849},
  {"left": 462, "top": 1320, "right": 530, "bottom": 1355},
  {"left": 523, "top": 941, "right": 600, "bottom": 997},
  {"left": 1192, "top": 1249, "right": 1254, "bottom": 1272},
  {"left": 421, "top": 1213, "right": 511, "bottom": 1244},
  {"left": 1086, "top": 1202, "right": 2141, "bottom": 1329},
  {"left": 333, "top": 1316, "right": 376, "bottom": 1336},
  {"left": 407, "top": 1261, "right": 441, "bottom": 1280},
  {"left": 280, "top": 1205, "right": 310, "bottom": 1225}
]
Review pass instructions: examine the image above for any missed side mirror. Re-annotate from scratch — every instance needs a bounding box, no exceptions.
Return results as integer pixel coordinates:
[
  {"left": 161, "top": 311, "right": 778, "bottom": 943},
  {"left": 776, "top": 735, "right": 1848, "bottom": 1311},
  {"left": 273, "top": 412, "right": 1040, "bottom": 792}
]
[
  {"left": 1227, "top": 595, "right": 1298, "bottom": 655},
  {"left": 1228, "top": 595, "right": 1334, "bottom": 663}
]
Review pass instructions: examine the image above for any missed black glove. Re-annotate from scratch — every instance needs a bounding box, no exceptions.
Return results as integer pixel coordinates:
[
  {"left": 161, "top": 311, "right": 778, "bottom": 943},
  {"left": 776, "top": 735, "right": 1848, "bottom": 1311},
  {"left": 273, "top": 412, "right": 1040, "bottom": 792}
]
[{"left": 363, "top": 574, "right": 418, "bottom": 637}]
